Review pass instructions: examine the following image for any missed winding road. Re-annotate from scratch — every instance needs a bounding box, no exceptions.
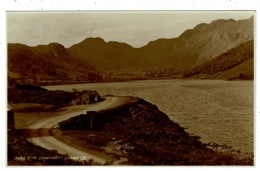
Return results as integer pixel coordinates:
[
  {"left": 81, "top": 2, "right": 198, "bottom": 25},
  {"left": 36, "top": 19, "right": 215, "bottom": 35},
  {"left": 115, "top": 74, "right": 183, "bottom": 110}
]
[{"left": 27, "top": 96, "right": 119, "bottom": 164}]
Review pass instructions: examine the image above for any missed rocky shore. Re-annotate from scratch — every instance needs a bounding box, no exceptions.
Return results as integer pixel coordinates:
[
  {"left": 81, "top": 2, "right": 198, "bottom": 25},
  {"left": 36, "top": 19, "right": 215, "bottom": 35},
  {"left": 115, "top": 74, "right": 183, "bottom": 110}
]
[
  {"left": 59, "top": 96, "right": 253, "bottom": 165},
  {"left": 7, "top": 82, "right": 253, "bottom": 165}
]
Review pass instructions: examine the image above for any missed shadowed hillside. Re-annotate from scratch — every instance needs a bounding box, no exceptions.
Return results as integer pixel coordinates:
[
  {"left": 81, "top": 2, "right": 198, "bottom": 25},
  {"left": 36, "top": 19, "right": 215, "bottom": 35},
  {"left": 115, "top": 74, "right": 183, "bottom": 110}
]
[
  {"left": 182, "top": 40, "right": 254, "bottom": 80},
  {"left": 8, "top": 43, "right": 102, "bottom": 84}
]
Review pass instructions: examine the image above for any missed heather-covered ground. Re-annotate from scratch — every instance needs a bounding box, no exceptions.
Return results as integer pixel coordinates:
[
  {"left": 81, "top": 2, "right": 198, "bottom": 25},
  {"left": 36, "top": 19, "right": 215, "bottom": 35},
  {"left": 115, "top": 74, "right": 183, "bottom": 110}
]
[{"left": 58, "top": 97, "right": 253, "bottom": 165}]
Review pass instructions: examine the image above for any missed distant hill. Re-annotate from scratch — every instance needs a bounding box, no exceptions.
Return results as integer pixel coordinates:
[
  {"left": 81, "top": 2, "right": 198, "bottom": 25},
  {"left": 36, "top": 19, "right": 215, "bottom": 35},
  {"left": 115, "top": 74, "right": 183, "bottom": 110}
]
[
  {"left": 68, "top": 38, "right": 144, "bottom": 71},
  {"left": 8, "top": 43, "right": 102, "bottom": 84},
  {"left": 182, "top": 40, "right": 254, "bottom": 80},
  {"left": 68, "top": 17, "right": 254, "bottom": 76},
  {"left": 8, "top": 16, "right": 254, "bottom": 83}
]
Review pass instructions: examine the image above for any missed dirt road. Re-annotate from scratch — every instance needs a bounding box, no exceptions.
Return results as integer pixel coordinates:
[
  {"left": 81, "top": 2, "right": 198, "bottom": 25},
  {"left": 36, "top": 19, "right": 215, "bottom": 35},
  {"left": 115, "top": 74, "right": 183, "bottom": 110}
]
[{"left": 27, "top": 96, "right": 120, "bottom": 164}]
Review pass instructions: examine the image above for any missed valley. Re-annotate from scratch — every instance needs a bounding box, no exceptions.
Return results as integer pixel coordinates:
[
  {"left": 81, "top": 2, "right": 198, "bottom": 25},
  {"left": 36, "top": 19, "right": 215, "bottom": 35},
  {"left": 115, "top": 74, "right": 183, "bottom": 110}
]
[{"left": 8, "top": 16, "right": 254, "bottom": 84}]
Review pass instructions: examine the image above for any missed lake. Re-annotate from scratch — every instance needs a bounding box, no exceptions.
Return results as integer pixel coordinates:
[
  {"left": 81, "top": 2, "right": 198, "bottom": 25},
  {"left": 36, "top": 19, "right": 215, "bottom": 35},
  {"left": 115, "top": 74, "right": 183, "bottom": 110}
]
[{"left": 45, "top": 79, "right": 254, "bottom": 153}]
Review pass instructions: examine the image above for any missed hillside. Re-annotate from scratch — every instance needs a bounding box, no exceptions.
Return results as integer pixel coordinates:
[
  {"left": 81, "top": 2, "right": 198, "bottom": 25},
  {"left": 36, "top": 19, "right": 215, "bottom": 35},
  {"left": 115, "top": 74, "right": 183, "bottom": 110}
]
[
  {"left": 182, "top": 40, "right": 254, "bottom": 80},
  {"left": 68, "top": 17, "right": 254, "bottom": 76},
  {"left": 58, "top": 97, "right": 253, "bottom": 165},
  {"left": 8, "top": 43, "right": 102, "bottom": 85},
  {"left": 68, "top": 38, "right": 143, "bottom": 71},
  {"left": 8, "top": 16, "right": 254, "bottom": 83}
]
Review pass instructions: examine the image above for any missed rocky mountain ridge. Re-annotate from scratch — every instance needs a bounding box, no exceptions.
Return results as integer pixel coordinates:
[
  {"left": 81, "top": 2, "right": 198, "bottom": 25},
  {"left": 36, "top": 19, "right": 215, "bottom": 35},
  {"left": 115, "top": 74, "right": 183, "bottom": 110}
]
[
  {"left": 8, "top": 16, "right": 254, "bottom": 83},
  {"left": 68, "top": 16, "right": 253, "bottom": 72}
]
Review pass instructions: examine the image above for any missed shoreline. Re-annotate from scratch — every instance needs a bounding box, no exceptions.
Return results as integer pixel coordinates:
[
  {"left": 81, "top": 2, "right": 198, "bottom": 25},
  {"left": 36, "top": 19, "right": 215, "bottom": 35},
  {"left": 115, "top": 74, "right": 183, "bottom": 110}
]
[
  {"left": 43, "top": 79, "right": 253, "bottom": 92},
  {"left": 9, "top": 87, "right": 254, "bottom": 165},
  {"left": 55, "top": 96, "right": 254, "bottom": 165},
  {"left": 34, "top": 76, "right": 253, "bottom": 87}
]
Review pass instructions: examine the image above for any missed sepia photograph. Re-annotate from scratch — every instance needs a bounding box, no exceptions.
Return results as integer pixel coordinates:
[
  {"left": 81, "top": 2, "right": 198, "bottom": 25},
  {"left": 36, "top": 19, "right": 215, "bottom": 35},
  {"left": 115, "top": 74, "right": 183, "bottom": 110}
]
[{"left": 7, "top": 11, "right": 254, "bottom": 166}]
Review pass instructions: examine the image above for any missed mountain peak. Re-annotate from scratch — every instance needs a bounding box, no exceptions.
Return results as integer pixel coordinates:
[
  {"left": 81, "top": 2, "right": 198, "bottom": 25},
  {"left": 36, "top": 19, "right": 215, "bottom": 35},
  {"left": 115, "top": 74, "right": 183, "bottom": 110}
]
[
  {"left": 211, "top": 18, "right": 236, "bottom": 25},
  {"left": 47, "top": 43, "right": 65, "bottom": 51},
  {"left": 83, "top": 37, "right": 106, "bottom": 43},
  {"left": 107, "top": 40, "right": 135, "bottom": 48},
  {"left": 48, "top": 42, "right": 65, "bottom": 48}
]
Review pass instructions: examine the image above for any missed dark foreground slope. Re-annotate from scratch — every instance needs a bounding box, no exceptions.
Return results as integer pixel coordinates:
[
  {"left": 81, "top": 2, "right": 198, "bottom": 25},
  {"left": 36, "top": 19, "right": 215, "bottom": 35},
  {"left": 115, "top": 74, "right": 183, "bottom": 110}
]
[
  {"left": 7, "top": 83, "right": 102, "bottom": 165},
  {"left": 8, "top": 131, "right": 98, "bottom": 165},
  {"left": 59, "top": 97, "right": 253, "bottom": 165}
]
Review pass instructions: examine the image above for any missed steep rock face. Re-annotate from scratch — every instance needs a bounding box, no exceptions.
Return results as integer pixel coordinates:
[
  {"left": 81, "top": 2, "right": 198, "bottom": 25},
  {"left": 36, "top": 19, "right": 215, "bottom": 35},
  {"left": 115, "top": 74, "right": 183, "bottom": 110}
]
[
  {"left": 178, "top": 17, "right": 254, "bottom": 65},
  {"left": 67, "top": 17, "right": 254, "bottom": 73},
  {"left": 139, "top": 17, "right": 254, "bottom": 69}
]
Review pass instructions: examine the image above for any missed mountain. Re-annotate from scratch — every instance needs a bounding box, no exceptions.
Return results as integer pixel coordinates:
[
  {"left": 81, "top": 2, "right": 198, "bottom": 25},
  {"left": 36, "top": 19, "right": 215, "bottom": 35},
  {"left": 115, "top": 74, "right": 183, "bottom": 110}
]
[
  {"left": 8, "top": 43, "right": 102, "bottom": 84},
  {"left": 8, "top": 16, "right": 254, "bottom": 83},
  {"left": 68, "top": 38, "right": 144, "bottom": 71},
  {"left": 182, "top": 40, "right": 254, "bottom": 80},
  {"left": 68, "top": 16, "right": 254, "bottom": 76}
]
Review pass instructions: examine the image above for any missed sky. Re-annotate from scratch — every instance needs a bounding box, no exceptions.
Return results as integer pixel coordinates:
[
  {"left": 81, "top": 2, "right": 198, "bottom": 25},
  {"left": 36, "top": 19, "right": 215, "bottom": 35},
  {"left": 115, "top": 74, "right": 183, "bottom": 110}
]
[{"left": 7, "top": 11, "right": 254, "bottom": 48}]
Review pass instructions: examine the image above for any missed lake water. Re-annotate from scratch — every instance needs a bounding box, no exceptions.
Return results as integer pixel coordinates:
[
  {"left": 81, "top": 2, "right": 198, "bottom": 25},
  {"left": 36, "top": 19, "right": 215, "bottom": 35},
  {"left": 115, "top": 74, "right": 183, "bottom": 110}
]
[{"left": 45, "top": 79, "right": 254, "bottom": 153}]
